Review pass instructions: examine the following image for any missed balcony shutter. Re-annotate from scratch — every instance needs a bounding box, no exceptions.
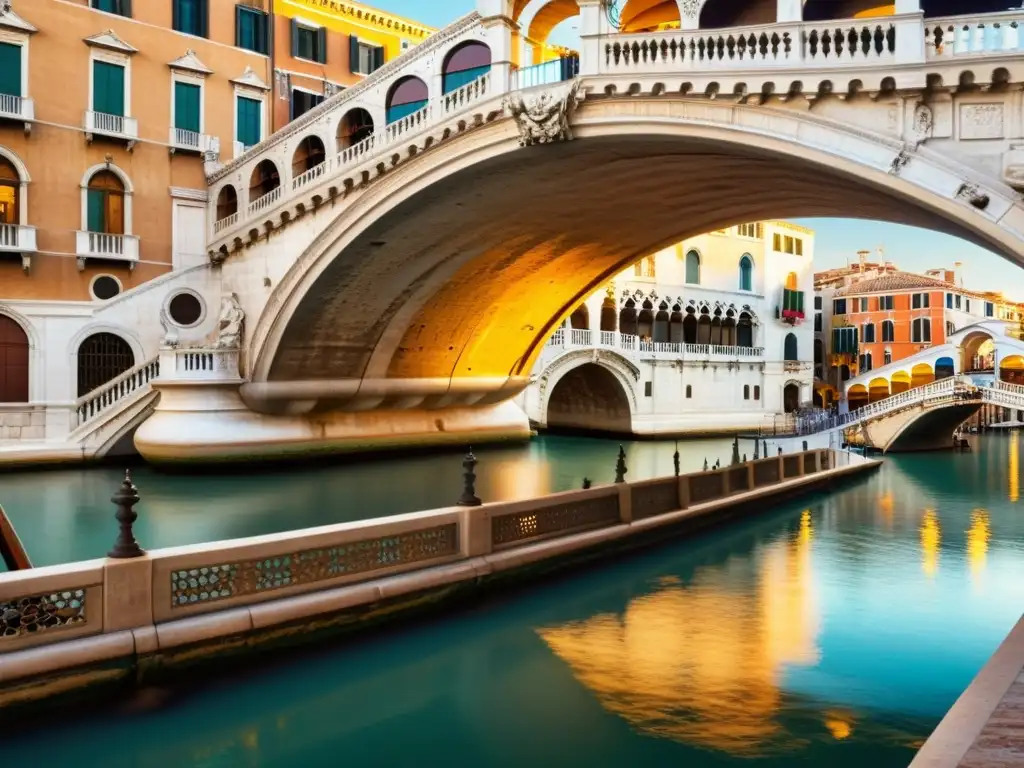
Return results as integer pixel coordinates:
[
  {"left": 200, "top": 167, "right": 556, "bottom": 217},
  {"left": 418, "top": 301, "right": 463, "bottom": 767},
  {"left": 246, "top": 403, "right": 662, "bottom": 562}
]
[
  {"left": 174, "top": 81, "right": 200, "bottom": 133},
  {"left": 256, "top": 11, "right": 268, "bottom": 54},
  {"left": 373, "top": 45, "right": 385, "bottom": 71},
  {"left": 316, "top": 26, "right": 327, "bottom": 63},
  {"left": 349, "top": 35, "right": 360, "bottom": 73},
  {"left": 199, "top": 0, "right": 209, "bottom": 38},
  {"left": 93, "top": 61, "right": 125, "bottom": 117},
  {"left": 120, "top": 0, "right": 132, "bottom": 16},
  {"left": 87, "top": 189, "right": 105, "bottom": 233},
  {"left": 0, "top": 43, "right": 19, "bottom": 97},
  {"left": 290, "top": 19, "right": 299, "bottom": 58}
]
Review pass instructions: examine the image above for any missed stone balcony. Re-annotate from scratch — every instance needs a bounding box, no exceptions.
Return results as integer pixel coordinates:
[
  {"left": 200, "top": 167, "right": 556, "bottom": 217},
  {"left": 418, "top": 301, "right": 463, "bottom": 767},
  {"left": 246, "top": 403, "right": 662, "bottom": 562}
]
[
  {"left": 84, "top": 110, "right": 138, "bottom": 148},
  {"left": 74, "top": 231, "right": 140, "bottom": 271},
  {"left": 158, "top": 348, "right": 242, "bottom": 382},
  {"left": 169, "top": 127, "right": 218, "bottom": 156},
  {"left": 0, "top": 93, "right": 33, "bottom": 131},
  {"left": 0, "top": 223, "right": 37, "bottom": 273},
  {"left": 543, "top": 328, "right": 765, "bottom": 364}
]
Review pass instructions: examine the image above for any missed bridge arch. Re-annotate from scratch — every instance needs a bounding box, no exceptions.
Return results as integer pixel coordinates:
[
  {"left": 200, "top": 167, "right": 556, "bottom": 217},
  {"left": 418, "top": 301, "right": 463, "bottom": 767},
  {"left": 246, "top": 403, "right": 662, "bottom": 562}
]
[
  {"left": 237, "top": 96, "right": 1024, "bottom": 412},
  {"left": 536, "top": 349, "right": 639, "bottom": 433}
]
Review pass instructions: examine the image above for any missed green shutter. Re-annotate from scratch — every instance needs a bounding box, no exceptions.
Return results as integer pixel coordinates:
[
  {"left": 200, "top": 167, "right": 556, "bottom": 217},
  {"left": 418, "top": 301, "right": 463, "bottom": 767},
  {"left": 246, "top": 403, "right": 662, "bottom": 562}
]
[
  {"left": 235, "top": 5, "right": 245, "bottom": 48},
  {"left": 237, "top": 96, "right": 260, "bottom": 147},
  {"left": 290, "top": 19, "right": 299, "bottom": 58},
  {"left": 255, "top": 11, "right": 267, "bottom": 54},
  {"left": 317, "top": 27, "right": 327, "bottom": 63},
  {"left": 87, "top": 189, "right": 105, "bottom": 233},
  {"left": 0, "top": 43, "right": 20, "bottom": 97},
  {"left": 174, "top": 82, "right": 200, "bottom": 132},
  {"left": 349, "top": 35, "right": 359, "bottom": 73},
  {"left": 374, "top": 46, "right": 385, "bottom": 71},
  {"left": 93, "top": 61, "right": 124, "bottom": 116}
]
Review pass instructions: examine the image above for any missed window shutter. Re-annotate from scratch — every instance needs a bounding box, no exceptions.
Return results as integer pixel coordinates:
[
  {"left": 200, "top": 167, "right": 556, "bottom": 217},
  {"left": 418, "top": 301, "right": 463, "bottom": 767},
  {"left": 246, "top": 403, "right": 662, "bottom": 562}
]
[
  {"left": 374, "top": 45, "right": 385, "bottom": 71},
  {"left": 290, "top": 19, "right": 299, "bottom": 58},
  {"left": 108, "top": 64, "right": 125, "bottom": 117},
  {"left": 172, "top": 0, "right": 180, "bottom": 32},
  {"left": 121, "top": 0, "right": 132, "bottom": 17},
  {"left": 0, "top": 43, "right": 20, "bottom": 97},
  {"left": 317, "top": 26, "right": 327, "bottom": 63},
  {"left": 256, "top": 12, "right": 267, "bottom": 54},
  {"left": 235, "top": 5, "right": 243, "bottom": 47},
  {"left": 349, "top": 35, "right": 360, "bottom": 73},
  {"left": 200, "top": 0, "right": 209, "bottom": 38},
  {"left": 87, "top": 189, "right": 105, "bottom": 233}
]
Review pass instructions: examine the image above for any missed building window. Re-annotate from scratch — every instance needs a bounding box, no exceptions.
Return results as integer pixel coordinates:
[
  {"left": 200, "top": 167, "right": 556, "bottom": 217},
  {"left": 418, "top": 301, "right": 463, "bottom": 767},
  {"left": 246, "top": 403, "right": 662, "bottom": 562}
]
[
  {"left": 173, "top": 0, "right": 208, "bottom": 37},
  {"left": 784, "top": 235, "right": 794, "bottom": 254},
  {"left": 86, "top": 171, "right": 125, "bottom": 234},
  {"left": 737, "top": 223, "right": 762, "bottom": 239},
  {"left": 634, "top": 256, "right": 655, "bottom": 278},
  {"left": 882, "top": 320, "right": 894, "bottom": 342},
  {"left": 0, "top": 42, "right": 22, "bottom": 100},
  {"left": 946, "top": 293, "right": 953, "bottom": 309},
  {"left": 685, "top": 250, "right": 700, "bottom": 284},
  {"left": 290, "top": 88, "right": 324, "bottom": 121},
  {"left": 862, "top": 323, "right": 875, "bottom": 343},
  {"left": 173, "top": 80, "right": 201, "bottom": 134},
  {"left": 912, "top": 318, "right": 931, "bottom": 343},
  {"left": 879, "top": 295, "right": 894, "bottom": 311},
  {"left": 739, "top": 255, "right": 753, "bottom": 291},
  {"left": 77, "top": 333, "right": 134, "bottom": 398},
  {"left": 644, "top": 381, "right": 652, "bottom": 397},
  {"left": 814, "top": 313, "right": 822, "bottom": 332},
  {"left": 884, "top": 348, "right": 892, "bottom": 366},
  {"left": 814, "top": 296, "right": 822, "bottom": 310},
  {"left": 0, "top": 158, "right": 18, "bottom": 225},
  {"left": 236, "top": 95, "right": 262, "bottom": 149},
  {"left": 90, "top": 274, "right": 122, "bottom": 301},
  {"left": 859, "top": 352, "right": 873, "bottom": 372},
  {"left": 754, "top": 385, "right": 760, "bottom": 400},
  {"left": 236, "top": 5, "right": 268, "bottom": 54},
  {"left": 832, "top": 327, "right": 858, "bottom": 354},
  {"left": 772, "top": 233, "right": 781, "bottom": 251},
  {"left": 685, "top": 384, "right": 692, "bottom": 399},
  {"left": 964, "top": 298, "right": 971, "bottom": 313},
  {"left": 833, "top": 298, "right": 847, "bottom": 315},
  {"left": 955, "top": 294, "right": 962, "bottom": 309},
  {"left": 795, "top": 238, "right": 803, "bottom": 256},
  {"left": 946, "top": 320, "right": 955, "bottom": 336},
  {"left": 91, "top": 0, "right": 131, "bottom": 16},
  {"left": 291, "top": 19, "right": 326, "bottom": 63},
  {"left": 92, "top": 60, "right": 126, "bottom": 117},
  {"left": 912, "top": 292, "right": 930, "bottom": 309},
  {"left": 985, "top": 302, "right": 994, "bottom": 317},
  {"left": 743, "top": 385, "right": 750, "bottom": 400},
  {"left": 784, "top": 332, "right": 798, "bottom": 361},
  {"left": 350, "top": 35, "right": 385, "bottom": 76}
]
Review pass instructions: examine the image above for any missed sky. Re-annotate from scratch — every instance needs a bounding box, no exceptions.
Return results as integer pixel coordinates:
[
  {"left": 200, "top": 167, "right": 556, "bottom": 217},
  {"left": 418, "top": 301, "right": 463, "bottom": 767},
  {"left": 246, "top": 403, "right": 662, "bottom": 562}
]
[{"left": 370, "top": 0, "right": 1024, "bottom": 299}]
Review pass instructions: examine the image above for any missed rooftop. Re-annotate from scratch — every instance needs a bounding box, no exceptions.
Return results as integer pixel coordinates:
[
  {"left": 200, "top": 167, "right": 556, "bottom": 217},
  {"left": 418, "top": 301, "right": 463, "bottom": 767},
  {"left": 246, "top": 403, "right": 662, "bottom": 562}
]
[{"left": 834, "top": 272, "right": 951, "bottom": 296}]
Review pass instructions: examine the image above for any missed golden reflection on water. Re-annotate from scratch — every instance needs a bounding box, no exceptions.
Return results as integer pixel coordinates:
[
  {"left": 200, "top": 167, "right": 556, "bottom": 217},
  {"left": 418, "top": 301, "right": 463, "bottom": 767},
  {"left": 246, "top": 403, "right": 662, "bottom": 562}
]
[
  {"left": 920, "top": 510, "right": 940, "bottom": 579},
  {"left": 1009, "top": 438, "right": 1019, "bottom": 503},
  {"left": 878, "top": 492, "right": 894, "bottom": 528},
  {"left": 536, "top": 512, "right": 820, "bottom": 756},
  {"left": 824, "top": 710, "right": 855, "bottom": 740},
  {"left": 967, "top": 509, "right": 991, "bottom": 581}
]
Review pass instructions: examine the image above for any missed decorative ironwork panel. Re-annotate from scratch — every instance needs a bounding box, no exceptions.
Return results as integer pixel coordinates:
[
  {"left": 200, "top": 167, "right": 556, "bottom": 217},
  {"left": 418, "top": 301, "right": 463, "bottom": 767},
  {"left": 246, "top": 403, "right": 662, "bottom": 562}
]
[
  {"left": 631, "top": 480, "right": 679, "bottom": 520},
  {"left": 1, "top": 589, "right": 87, "bottom": 640},
  {"left": 783, "top": 456, "right": 801, "bottom": 478},
  {"left": 728, "top": 466, "right": 749, "bottom": 493},
  {"left": 689, "top": 472, "right": 724, "bottom": 504},
  {"left": 170, "top": 524, "right": 458, "bottom": 609},
  {"left": 804, "top": 453, "right": 817, "bottom": 473},
  {"left": 491, "top": 495, "right": 620, "bottom": 548},
  {"left": 754, "top": 460, "right": 780, "bottom": 487}
]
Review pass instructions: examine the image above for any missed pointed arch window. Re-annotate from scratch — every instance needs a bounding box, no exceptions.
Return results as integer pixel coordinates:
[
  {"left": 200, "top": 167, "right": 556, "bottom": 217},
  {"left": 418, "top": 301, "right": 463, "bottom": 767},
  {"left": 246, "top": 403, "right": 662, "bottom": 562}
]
[
  {"left": 784, "top": 332, "right": 798, "bottom": 361},
  {"left": 882, "top": 320, "right": 895, "bottom": 343},
  {"left": 739, "top": 254, "right": 753, "bottom": 291},
  {"left": 685, "top": 250, "right": 700, "bottom": 285}
]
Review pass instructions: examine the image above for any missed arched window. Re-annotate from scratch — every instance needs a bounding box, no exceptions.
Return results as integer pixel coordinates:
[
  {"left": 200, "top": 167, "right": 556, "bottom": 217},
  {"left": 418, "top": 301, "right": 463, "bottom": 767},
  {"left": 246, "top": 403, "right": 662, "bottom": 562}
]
[
  {"left": 722, "top": 310, "right": 737, "bottom": 346},
  {"left": 882, "top": 320, "right": 895, "bottom": 343},
  {"left": 682, "top": 308, "right": 697, "bottom": 344},
  {"left": 737, "top": 312, "right": 753, "bottom": 347},
  {"left": 600, "top": 296, "right": 617, "bottom": 332},
  {"left": 685, "top": 250, "right": 700, "bottom": 284},
  {"left": 292, "top": 135, "right": 326, "bottom": 177},
  {"left": 696, "top": 308, "right": 711, "bottom": 344},
  {"left": 76, "top": 332, "right": 134, "bottom": 397},
  {"left": 863, "top": 323, "right": 875, "bottom": 343},
  {"left": 784, "top": 332, "right": 798, "bottom": 361},
  {"left": 86, "top": 170, "right": 125, "bottom": 234},
  {"left": 739, "top": 255, "right": 753, "bottom": 291},
  {"left": 638, "top": 301, "right": 654, "bottom": 339},
  {"left": 785, "top": 272, "right": 798, "bottom": 290},
  {"left": 912, "top": 318, "right": 932, "bottom": 343},
  {"left": 653, "top": 304, "right": 669, "bottom": 343},
  {"left": 884, "top": 348, "right": 892, "bottom": 366},
  {"left": 249, "top": 159, "right": 280, "bottom": 202},
  {"left": 337, "top": 108, "right": 374, "bottom": 150},
  {"left": 754, "top": 385, "right": 761, "bottom": 400},
  {"left": 569, "top": 304, "right": 588, "bottom": 330},
  {"left": 669, "top": 306, "right": 683, "bottom": 343},
  {"left": 685, "top": 384, "right": 692, "bottom": 399},
  {"left": 743, "top": 384, "right": 750, "bottom": 400},
  {"left": 386, "top": 76, "right": 428, "bottom": 124},
  {"left": 442, "top": 41, "right": 491, "bottom": 94},
  {"left": 0, "top": 314, "right": 29, "bottom": 403},
  {"left": 0, "top": 157, "right": 19, "bottom": 226},
  {"left": 216, "top": 186, "right": 238, "bottom": 222},
  {"left": 619, "top": 299, "right": 637, "bottom": 336}
]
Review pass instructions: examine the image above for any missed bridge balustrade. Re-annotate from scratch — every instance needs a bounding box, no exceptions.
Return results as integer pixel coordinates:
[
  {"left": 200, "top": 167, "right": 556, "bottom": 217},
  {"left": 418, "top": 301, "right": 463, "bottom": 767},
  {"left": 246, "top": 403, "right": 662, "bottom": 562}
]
[{"left": 542, "top": 329, "right": 765, "bottom": 363}]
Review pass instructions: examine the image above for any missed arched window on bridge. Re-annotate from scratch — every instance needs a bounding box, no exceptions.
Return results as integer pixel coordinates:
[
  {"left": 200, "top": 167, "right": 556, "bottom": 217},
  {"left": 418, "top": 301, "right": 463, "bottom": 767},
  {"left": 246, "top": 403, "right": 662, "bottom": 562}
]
[
  {"left": 868, "top": 377, "right": 889, "bottom": 403},
  {"left": 337, "top": 108, "right": 374, "bottom": 151},
  {"left": 249, "top": 159, "right": 280, "bottom": 203},
  {"left": 669, "top": 305, "right": 684, "bottom": 343},
  {"left": 737, "top": 312, "right": 753, "bottom": 348},
  {"left": 912, "top": 317, "right": 931, "bottom": 343},
  {"left": 739, "top": 254, "right": 753, "bottom": 291},
  {"left": 0, "top": 314, "right": 29, "bottom": 403},
  {"left": 386, "top": 76, "right": 428, "bottom": 124},
  {"left": 569, "top": 304, "right": 589, "bottom": 330},
  {"left": 619, "top": 299, "right": 638, "bottom": 336},
  {"left": 891, "top": 369, "right": 910, "bottom": 393},
  {"left": 442, "top": 41, "right": 491, "bottom": 94},
  {"left": 215, "top": 185, "right": 238, "bottom": 223},
  {"left": 292, "top": 135, "right": 326, "bottom": 178},
  {"left": 77, "top": 332, "right": 134, "bottom": 398},
  {"left": 911, "top": 363, "right": 935, "bottom": 388},
  {"left": 638, "top": 301, "right": 654, "bottom": 339},
  {"left": 653, "top": 303, "right": 670, "bottom": 343},
  {"left": 862, "top": 322, "right": 875, "bottom": 343},
  {"left": 935, "top": 356, "right": 955, "bottom": 380},
  {"left": 685, "top": 250, "right": 701, "bottom": 285},
  {"left": 882, "top": 319, "right": 894, "bottom": 343},
  {"left": 784, "top": 332, "right": 798, "bottom": 361},
  {"left": 683, "top": 307, "right": 697, "bottom": 344},
  {"left": 600, "top": 296, "right": 617, "bottom": 332}
]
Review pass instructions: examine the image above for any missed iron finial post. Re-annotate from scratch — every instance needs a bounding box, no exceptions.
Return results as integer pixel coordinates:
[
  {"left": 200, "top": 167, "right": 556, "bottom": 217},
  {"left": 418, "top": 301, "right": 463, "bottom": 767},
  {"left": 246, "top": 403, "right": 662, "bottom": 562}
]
[
  {"left": 108, "top": 470, "right": 145, "bottom": 559},
  {"left": 614, "top": 445, "right": 627, "bottom": 484},
  {"left": 673, "top": 440, "right": 680, "bottom": 477},
  {"left": 458, "top": 448, "right": 482, "bottom": 507}
]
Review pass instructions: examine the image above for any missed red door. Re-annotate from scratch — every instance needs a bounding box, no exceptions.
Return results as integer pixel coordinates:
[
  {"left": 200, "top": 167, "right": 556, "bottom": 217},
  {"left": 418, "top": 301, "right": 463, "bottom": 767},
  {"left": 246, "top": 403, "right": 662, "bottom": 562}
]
[{"left": 0, "top": 315, "right": 28, "bottom": 403}]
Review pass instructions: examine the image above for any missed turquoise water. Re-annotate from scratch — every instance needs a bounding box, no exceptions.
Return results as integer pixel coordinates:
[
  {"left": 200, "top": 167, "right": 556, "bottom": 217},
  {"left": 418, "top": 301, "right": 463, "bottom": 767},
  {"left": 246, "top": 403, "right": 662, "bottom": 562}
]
[{"left": 3, "top": 434, "right": 1024, "bottom": 766}]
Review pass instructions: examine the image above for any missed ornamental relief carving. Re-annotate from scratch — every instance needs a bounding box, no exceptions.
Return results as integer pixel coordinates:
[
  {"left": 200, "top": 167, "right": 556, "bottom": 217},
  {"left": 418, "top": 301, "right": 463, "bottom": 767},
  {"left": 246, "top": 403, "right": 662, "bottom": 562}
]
[
  {"left": 505, "top": 80, "right": 584, "bottom": 147},
  {"left": 538, "top": 350, "right": 639, "bottom": 411},
  {"left": 959, "top": 103, "right": 1004, "bottom": 141}
]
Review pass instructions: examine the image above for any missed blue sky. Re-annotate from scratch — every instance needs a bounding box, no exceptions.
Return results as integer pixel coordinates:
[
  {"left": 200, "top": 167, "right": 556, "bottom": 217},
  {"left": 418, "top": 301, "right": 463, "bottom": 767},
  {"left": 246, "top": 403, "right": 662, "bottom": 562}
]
[{"left": 372, "top": 0, "right": 1024, "bottom": 298}]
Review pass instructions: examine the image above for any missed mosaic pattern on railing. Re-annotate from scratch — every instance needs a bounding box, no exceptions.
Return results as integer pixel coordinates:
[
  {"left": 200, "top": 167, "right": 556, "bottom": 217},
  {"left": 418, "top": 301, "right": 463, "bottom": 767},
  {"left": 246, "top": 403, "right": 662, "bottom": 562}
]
[
  {"left": 170, "top": 524, "right": 458, "bottom": 608},
  {"left": 728, "top": 466, "right": 749, "bottom": 493},
  {"left": 689, "top": 471, "right": 724, "bottom": 504},
  {"left": 631, "top": 479, "right": 679, "bottom": 520},
  {"left": 783, "top": 455, "right": 801, "bottom": 479},
  {"left": 1, "top": 589, "right": 87, "bottom": 640},
  {"left": 804, "top": 452, "right": 817, "bottom": 474},
  {"left": 753, "top": 459, "right": 780, "bottom": 487},
  {"left": 491, "top": 495, "right": 620, "bottom": 548}
]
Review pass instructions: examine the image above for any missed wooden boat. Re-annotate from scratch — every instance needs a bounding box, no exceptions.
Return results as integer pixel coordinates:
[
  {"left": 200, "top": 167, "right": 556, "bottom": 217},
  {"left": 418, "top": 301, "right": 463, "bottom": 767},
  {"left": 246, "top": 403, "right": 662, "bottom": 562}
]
[{"left": 0, "top": 504, "right": 32, "bottom": 571}]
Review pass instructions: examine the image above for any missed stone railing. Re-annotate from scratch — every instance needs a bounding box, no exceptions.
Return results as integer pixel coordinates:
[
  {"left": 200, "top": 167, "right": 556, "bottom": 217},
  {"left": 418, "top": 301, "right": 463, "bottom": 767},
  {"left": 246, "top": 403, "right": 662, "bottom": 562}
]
[
  {"left": 157, "top": 347, "right": 241, "bottom": 382},
  {"left": 0, "top": 448, "right": 858, "bottom": 660},
  {"left": 979, "top": 383, "right": 1024, "bottom": 409},
  {"left": 74, "top": 356, "right": 160, "bottom": 428},
  {"left": 544, "top": 329, "right": 766, "bottom": 363},
  {"left": 925, "top": 11, "right": 1024, "bottom": 60}
]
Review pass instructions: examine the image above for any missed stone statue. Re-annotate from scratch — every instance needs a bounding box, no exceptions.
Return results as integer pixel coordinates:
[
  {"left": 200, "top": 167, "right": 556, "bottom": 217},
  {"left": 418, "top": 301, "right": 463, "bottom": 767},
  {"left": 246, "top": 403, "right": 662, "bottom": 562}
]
[
  {"left": 213, "top": 293, "right": 245, "bottom": 349},
  {"left": 159, "top": 307, "right": 180, "bottom": 348},
  {"left": 911, "top": 103, "right": 933, "bottom": 149},
  {"left": 504, "top": 79, "right": 583, "bottom": 147}
]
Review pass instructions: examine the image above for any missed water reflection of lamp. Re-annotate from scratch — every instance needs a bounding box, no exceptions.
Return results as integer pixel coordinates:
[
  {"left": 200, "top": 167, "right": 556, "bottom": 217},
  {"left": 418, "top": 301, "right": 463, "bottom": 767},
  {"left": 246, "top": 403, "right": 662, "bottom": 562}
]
[
  {"left": 1010, "top": 438, "right": 1019, "bottom": 503},
  {"left": 920, "top": 510, "right": 940, "bottom": 578},
  {"left": 967, "top": 509, "right": 991, "bottom": 581},
  {"left": 824, "top": 710, "right": 855, "bottom": 740}
]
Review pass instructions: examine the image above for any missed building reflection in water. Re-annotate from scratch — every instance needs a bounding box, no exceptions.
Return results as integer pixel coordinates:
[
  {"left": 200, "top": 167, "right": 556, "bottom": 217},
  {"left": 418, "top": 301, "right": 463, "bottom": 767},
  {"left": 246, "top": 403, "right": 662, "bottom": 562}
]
[
  {"left": 966, "top": 509, "right": 991, "bottom": 583},
  {"left": 536, "top": 511, "right": 820, "bottom": 756},
  {"left": 1009, "top": 437, "right": 1019, "bottom": 503},
  {"left": 920, "top": 510, "right": 940, "bottom": 579},
  {"left": 878, "top": 492, "right": 894, "bottom": 529}
]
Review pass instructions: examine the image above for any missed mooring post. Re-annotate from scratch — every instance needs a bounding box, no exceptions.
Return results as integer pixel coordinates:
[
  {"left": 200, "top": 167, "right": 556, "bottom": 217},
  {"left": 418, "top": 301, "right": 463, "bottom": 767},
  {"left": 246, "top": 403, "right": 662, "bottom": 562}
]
[
  {"left": 614, "top": 446, "right": 627, "bottom": 484},
  {"left": 108, "top": 470, "right": 145, "bottom": 559},
  {"left": 582, "top": 477, "right": 592, "bottom": 489},
  {"left": 673, "top": 440, "right": 680, "bottom": 477},
  {"left": 458, "top": 448, "right": 482, "bottom": 507}
]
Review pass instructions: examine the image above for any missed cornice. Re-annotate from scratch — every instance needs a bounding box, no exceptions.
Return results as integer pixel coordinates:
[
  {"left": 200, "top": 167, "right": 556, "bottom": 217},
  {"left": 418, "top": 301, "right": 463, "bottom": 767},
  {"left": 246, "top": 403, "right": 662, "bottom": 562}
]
[{"left": 208, "top": 10, "right": 482, "bottom": 184}]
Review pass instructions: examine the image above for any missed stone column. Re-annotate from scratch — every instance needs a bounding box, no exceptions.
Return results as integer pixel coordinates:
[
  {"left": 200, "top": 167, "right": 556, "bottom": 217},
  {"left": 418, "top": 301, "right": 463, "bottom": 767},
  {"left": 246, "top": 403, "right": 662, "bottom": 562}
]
[
  {"left": 894, "top": 0, "right": 922, "bottom": 12},
  {"left": 679, "top": 0, "right": 702, "bottom": 31},
  {"left": 892, "top": 0, "right": 926, "bottom": 65},
  {"left": 776, "top": 0, "right": 801, "bottom": 23},
  {"left": 577, "top": 0, "right": 612, "bottom": 76},
  {"left": 477, "top": 0, "right": 517, "bottom": 94}
]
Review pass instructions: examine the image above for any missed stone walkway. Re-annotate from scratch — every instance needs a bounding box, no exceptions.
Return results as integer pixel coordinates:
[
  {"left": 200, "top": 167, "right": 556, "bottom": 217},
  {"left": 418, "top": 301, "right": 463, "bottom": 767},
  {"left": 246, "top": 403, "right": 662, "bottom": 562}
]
[{"left": 958, "top": 669, "right": 1024, "bottom": 767}]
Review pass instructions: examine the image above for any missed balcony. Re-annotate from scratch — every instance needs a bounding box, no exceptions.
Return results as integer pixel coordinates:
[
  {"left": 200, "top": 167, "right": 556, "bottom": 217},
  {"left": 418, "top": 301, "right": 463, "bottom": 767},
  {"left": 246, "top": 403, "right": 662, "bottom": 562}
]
[
  {"left": 75, "top": 231, "right": 140, "bottom": 271},
  {"left": 169, "top": 127, "right": 217, "bottom": 155},
  {"left": 158, "top": 347, "right": 241, "bottom": 382},
  {"left": 0, "top": 93, "right": 34, "bottom": 133},
  {"left": 84, "top": 111, "right": 139, "bottom": 149},
  {"left": 543, "top": 329, "right": 765, "bottom": 364},
  {"left": 0, "top": 223, "right": 37, "bottom": 273}
]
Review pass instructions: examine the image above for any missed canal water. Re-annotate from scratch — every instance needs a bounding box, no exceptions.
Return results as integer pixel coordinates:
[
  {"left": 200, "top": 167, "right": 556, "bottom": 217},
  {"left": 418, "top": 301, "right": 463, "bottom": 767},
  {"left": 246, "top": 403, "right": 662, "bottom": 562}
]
[{"left": 4, "top": 433, "right": 1024, "bottom": 767}]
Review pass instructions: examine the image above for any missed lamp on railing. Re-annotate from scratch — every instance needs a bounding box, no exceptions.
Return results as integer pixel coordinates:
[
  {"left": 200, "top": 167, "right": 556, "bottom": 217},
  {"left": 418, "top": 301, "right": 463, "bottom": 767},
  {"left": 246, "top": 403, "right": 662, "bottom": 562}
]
[
  {"left": 614, "top": 446, "right": 628, "bottom": 483},
  {"left": 457, "top": 448, "right": 482, "bottom": 507}
]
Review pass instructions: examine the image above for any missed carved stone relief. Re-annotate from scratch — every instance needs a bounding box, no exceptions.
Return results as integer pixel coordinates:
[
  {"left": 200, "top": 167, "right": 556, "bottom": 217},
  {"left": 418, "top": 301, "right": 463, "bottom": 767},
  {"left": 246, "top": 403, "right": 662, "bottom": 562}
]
[
  {"left": 955, "top": 182, "right": 990, "bottom": 211},
  {"left": 680, "top": 0, "right": 700, "bottom": 18},
  {"left": 960, "top": 103, "right": 1005, "bottom": 141},
  {"left": 911, "top": 102, "right": 933, "bottom": 149},
  {"left": 504, "top": 79, "right": 584, "bottom": 147}
]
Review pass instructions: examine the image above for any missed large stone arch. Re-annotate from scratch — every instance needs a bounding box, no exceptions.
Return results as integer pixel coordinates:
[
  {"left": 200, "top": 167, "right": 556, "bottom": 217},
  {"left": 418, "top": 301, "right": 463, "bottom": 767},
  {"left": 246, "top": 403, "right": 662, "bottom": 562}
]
[
  {"left": 537, "top": 350, "right": 638, "bottom": 433},
  {"left": 537, "top": 348, "right": 640, "bottom": 415},
  {"left": 236, "top": 92, "right": 1024, "bottom": 415}
]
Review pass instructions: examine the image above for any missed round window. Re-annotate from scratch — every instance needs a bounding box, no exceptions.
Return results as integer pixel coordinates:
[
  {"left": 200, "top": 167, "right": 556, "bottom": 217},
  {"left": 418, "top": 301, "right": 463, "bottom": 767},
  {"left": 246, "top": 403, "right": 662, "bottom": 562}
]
[
  {"left": 168, "top": 292, "right": 204, "bottom": 327},
  {"left": 91, "top": 275, "right": 122, "bottom": 301}
]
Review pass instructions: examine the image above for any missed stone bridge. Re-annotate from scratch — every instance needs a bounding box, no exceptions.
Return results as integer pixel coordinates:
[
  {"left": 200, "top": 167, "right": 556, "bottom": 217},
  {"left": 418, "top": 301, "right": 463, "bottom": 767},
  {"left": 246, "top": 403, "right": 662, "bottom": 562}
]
[{"left": 59, "top": 0, "right": 1024, "bottom": 463}]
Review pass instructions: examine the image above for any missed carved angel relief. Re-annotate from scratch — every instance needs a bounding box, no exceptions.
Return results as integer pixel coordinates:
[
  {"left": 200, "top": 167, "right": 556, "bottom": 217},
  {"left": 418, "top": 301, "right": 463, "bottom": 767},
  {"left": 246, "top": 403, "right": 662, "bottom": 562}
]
[
  {"left": 504, "top": 80, "right": 584, "bottom": 147},
  {"left": 212, "top": 293, "right": 245, "bottom": 349}
]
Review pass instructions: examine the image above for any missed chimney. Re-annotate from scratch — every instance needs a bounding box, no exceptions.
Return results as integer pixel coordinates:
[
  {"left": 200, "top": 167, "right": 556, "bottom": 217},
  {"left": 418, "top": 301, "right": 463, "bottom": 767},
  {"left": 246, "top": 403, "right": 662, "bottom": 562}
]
[{"left": 857, "top": 250, "right": 869, "bottom": 271}]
